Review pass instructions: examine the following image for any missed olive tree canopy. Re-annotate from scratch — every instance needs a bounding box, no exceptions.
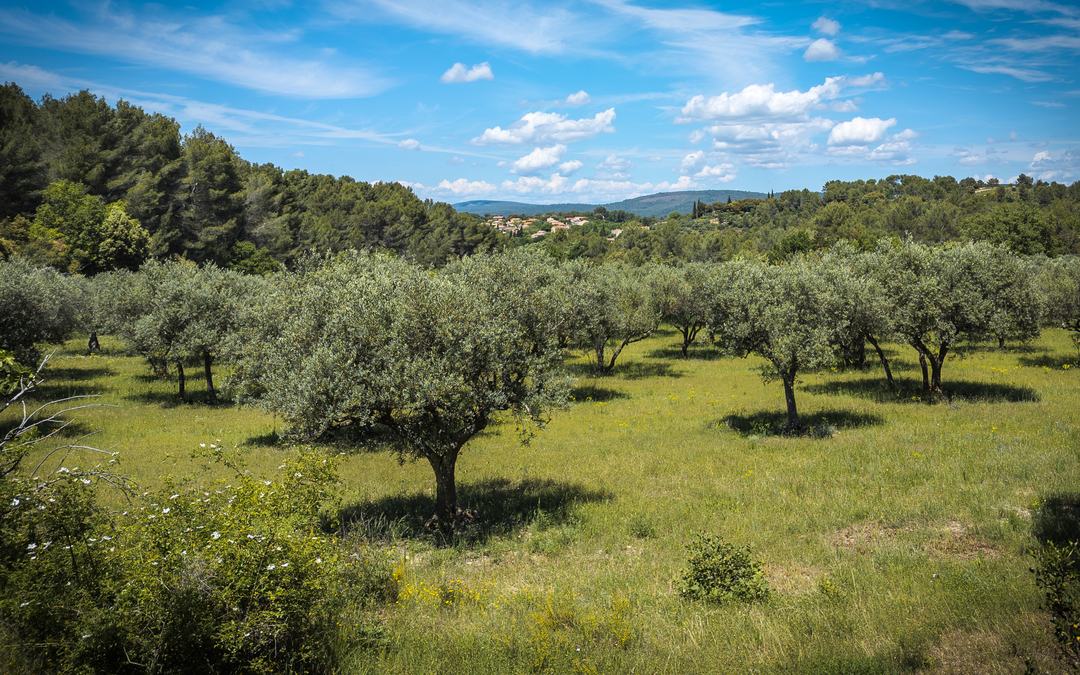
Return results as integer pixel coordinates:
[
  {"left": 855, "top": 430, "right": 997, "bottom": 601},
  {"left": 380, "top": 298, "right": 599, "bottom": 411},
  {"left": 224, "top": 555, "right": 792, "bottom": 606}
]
[
  {"left": 232, "top": 251, "right": 570, "bottom": 526},
  {"left": 708, "top": 258, "right": 845, "bottom": 431}
]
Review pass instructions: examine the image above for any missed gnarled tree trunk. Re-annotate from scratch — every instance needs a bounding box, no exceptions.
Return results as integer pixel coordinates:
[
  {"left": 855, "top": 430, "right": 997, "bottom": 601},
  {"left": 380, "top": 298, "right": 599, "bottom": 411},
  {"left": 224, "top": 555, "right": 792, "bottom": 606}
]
[
  {"left": 427, "top": 450, "right": 460, "bottom": 529},
  {"left": 782, "top": 365, "right": 800, "bottom": 432},
  {"left": 866, "top": 334, "right": 895, "bottom": 389},
  {"left": 176, "top": 361, "right": 186, "bottom": 401}
]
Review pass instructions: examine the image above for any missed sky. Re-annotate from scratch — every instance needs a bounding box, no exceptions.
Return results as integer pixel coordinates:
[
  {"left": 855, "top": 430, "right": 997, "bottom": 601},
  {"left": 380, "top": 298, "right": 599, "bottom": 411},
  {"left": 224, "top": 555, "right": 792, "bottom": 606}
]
[{"left": 1, "top": 1, "right": 1078, "bottom": 204}]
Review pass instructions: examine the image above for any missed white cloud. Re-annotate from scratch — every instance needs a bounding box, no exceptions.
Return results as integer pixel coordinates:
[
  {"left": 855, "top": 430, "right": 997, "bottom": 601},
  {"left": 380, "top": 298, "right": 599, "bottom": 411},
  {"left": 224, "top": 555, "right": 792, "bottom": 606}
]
[
  {"left": 398, "top": 138, "right": 421, "bottom": 150},
  {"left": 511, "top": 144, "right": 567, "bottom": 174},
  {"left": 828, "top": 128, "right": 917, "bottom": 164},
  {"left": 959, "top": 64, "right": 1054, "bottom": 82},
  {"left": 475, "top": 108, "right": 616, "bottom": 145},
  {"left": 1029, "top": 149, "right": 1080, "bottom": 181},
  {"left": 0, "top": 7, "right": 389, "bottom": 98},
  {"left": 502, "top": 173, "right": 571, "bottom": 195},
  {"left": 597, "top": 154, "right": 632, "bottom": 179},
  {"left": 812, "top": 17, "right": 840, "bottom": 36},
  {"left": 679, "top": 73, "right": 883, "bottom": 121},
  {"left": 558, "top": 160, "right": 584, "bottom": 174},
  {"left": 681, "top": 150, "right": 706, "bottom": 172},
  {"left": 827, "top": 116, "right": 896, "bottom": 145},
  {"left": 437, "top": 178, "right": 497, "bottom": 195},
  {"left": 803, "top": 38, "right": 840, "bottom": 62},
  {"left": 440, "top": 61, "right": 494, "bottom": 83},
  {"left": 565, "top": 90, "right": 591, "bottom": 105},
  {"left": 695, "top": 163, "right": 737, "bottom": 181}
]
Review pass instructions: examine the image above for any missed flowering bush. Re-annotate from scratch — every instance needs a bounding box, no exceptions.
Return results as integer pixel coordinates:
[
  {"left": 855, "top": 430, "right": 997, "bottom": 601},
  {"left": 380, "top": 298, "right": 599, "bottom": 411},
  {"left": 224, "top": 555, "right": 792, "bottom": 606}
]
[{"left": 1, "top": 443, "right": 396, "bottom": 672}]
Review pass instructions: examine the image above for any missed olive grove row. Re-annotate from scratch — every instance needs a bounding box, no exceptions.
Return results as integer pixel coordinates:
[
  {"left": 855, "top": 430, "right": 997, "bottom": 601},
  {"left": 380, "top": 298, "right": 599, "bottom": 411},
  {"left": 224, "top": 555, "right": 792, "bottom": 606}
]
[{"left": 2, "top": 242, "right": 1079, "bottom": 523}]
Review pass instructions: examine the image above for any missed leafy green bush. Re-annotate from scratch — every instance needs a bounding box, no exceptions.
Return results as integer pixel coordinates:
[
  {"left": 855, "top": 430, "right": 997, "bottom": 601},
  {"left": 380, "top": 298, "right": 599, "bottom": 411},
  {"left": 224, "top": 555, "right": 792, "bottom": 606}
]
[
  {"left": 1, "top": 445, "right": 395, "bottom": 673},
  {"left": 1031, "top": 494, "right": 1080, "bottom": 666},
  {"left": 677, "top": 534, "right": 770, "bottom": 604},
  {"left": 1031, "top": 541, "right": 1079, "bottom": 665}
]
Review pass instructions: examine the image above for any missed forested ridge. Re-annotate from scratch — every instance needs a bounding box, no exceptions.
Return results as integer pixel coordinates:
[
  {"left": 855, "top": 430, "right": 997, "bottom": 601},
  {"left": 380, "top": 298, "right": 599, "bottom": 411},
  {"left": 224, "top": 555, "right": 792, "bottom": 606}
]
[
  {"left": 3, "top": 81, "right": 1080, "bottom": 275},
  {"left": 0, "top": 84, "right": 500, "bottom": 271}
]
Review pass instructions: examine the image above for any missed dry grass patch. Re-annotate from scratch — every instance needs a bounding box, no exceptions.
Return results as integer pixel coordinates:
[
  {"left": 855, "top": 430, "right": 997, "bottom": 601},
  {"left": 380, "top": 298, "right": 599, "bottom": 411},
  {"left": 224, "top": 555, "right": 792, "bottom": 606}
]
[
  {"left": 925, "top": 521, "right": 1001, "bottom": 560},
  {"left": 764, "top": 563, "right": 822, "bottom": 595}
]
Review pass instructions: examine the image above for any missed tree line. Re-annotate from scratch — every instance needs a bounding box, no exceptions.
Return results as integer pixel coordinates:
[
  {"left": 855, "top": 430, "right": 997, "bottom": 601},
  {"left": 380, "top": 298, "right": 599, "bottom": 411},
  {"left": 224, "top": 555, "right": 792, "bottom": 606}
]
[
  {"left": 0, "top": 84, "right": 500, "bottom": 271},
  {"left": 4, "top": 242, "right": 1079, "bottom": 525},
  {"left": 532, "top": 174, "right": 1080, "bottom": 264}
]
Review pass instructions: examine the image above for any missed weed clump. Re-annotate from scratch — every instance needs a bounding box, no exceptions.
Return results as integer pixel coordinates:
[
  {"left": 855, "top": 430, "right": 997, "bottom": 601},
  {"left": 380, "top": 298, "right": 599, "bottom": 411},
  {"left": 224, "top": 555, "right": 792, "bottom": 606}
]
[{"left": 677, "top": 534, "right": 770, "bottom": 604}]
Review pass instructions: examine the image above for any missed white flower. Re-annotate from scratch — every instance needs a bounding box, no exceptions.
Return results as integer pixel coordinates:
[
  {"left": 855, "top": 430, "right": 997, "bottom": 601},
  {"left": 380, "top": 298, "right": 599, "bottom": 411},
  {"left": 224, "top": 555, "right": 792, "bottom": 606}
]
[
  {"left": 199, "top": 443, "right": 207, "bottom": 448},
  {"left": 81, "top": 479, "right": 91, "bottom": 485},
  {"left": 266, "top": 564, "right": 276, "bottom": 571},
  {"left": 11, "top": 498, "right": 19, "bottom": 507},
  {"left": 280, "top": 562, "right": 289, "bottom": 568},
  {"left": 211, "top": 531, "right": 221, "bottom": 540},
  {"left": 26, "top": 543, "right": 36, "bottom": 550},
  {"left": 57, "top": 467, "right": 70, "bottom": 474},
  {"left": 315, "top": 557, "right": 323, "bottom": 564},
  {"left": 162, "top": 507, "right": 170, "bottom": 514}
]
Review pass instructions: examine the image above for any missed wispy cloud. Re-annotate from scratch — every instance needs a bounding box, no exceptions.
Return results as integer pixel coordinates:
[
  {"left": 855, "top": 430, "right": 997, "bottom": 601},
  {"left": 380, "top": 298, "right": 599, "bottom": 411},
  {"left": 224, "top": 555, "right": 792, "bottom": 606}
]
[
  {"left": 959, "top": 64, "right": 1055, "bottom": 82},
  {"left": 331, "top": 0, "right": 601, "bottom": 55},
  {"left": 440, "top": 62, "right": 494, "bottom": 83},
  {"left": 0, "top": 6, "right": 388, "bottom": 98}
]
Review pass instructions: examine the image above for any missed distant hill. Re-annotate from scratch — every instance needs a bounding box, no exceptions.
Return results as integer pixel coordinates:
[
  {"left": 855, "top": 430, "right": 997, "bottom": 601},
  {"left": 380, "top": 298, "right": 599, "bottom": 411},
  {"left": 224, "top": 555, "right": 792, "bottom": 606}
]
[{"left": 455, "top": 189, "right": 766, "bottom": 217}]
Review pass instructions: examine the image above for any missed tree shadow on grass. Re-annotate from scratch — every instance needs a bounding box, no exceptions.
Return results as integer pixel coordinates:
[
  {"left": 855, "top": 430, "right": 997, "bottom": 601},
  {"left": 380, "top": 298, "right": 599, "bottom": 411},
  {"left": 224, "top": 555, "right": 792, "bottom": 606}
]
[
  {"left": 962, "top": 342, "right": 1047, "bottom": 355},
  {"left": 804, "top": 377, "right": 1039, "bottom": 403},
  {"left": 646, "top": 345, "right": 725, "bottom": 361},
  {"left": 1032, "top": 493, "right": 1080, "bottom": 546},
  {"left": 1019, "top": 353, "right": 1079, "bottom": 369},
  {"left": 569, "top": 384, "right": 628, "bottom": 403},
  {"left": 42, "top": 366, "right": 114, "bottom": 381},
  {"left": 566, "top": 360, "right": 684, "bottom": 380},
  {"left": 27, "top": 382, "right": 105, "bottom": 401},
  {"left": 335, "top": 477, "right": 613, "bottom": 546},
  {"left": 721, "top": 409, "right": 884, "bottom": 438},
  {"left": 123, "top": 390, "right": 225, "bottom": 407}
]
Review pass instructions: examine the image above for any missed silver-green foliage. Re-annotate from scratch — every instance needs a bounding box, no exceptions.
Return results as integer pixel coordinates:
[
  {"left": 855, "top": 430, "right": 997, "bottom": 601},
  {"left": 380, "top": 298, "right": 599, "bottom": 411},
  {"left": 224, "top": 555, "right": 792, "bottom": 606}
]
[
  {"left": 232, "top": 251, "right": 570, "bottom": 523},
  {"left": 568, "top": 262, "right": 664, "bottom": 374},
  {"left": 708, "top": 258, "right": 846, "bottom": 429},
  {"left": 0, "top": 258, "right": 81, "bottom": 365},
  {"left": 874, "top": 239, "right": 1043, "bottom": 393}
]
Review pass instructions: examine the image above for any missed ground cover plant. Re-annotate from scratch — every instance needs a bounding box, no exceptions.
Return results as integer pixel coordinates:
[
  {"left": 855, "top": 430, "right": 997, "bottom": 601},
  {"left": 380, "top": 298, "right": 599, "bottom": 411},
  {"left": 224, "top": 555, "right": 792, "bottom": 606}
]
[{"left": 3, "top": 320, "right": 1078, "bottom": 672}]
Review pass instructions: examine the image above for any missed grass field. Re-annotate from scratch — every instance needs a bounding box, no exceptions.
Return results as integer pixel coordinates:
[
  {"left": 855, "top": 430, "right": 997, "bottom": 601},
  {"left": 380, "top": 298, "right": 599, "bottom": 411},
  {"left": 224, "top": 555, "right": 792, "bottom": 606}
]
[{"left": 15, "top": 329, "right": 1080, "bottom": 673}]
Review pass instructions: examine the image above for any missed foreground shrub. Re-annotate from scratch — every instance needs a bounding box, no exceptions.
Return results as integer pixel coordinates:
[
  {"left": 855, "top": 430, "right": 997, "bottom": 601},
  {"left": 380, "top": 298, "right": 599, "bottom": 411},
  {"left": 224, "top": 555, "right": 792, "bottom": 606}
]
[
  {"left": 1, "top": 442, "right": 394, "bottom": 673},
  {"left": 677, "top": 534, "right": 770, "bottom": 604},
  {"left": 1031, "top": 494, "right": 1080, "bottom": 667}
]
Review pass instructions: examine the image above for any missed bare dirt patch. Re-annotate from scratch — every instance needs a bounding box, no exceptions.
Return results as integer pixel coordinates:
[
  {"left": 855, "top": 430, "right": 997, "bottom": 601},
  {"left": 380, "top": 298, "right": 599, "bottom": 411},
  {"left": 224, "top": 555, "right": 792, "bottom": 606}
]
[{"left": 925, "top": 521, "right": 1001, "bottom": 560}]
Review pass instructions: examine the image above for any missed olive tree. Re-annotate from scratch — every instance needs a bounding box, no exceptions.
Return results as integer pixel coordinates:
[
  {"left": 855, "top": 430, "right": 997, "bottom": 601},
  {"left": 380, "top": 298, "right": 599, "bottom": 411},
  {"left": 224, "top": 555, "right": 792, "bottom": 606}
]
[
  {"left": 570, "top": 262, "right": 663, "bottom": 374},
  {"left": 109, "top": 260, "right": 252, "bottom": 399},
  {"left": 652, "top": 262, "right": 714, "bottom": 357},
  {"left": 874, "top": 240, "right": 1038, "bottom": 396},
  {"left": 232, "top": 251, "right": 569, "bottom": 526},
  {"left": 0, "top": 258, "right": 81, "bottom": 366},
  {"left": 1038, "top": 255, "right": 1080, "bottom": 357},
  {"left": 708, "top": 258, "right": 846, "bottom": 431},
  {"left": 817, "top": 245, "right": 898, "bottom": 387}
]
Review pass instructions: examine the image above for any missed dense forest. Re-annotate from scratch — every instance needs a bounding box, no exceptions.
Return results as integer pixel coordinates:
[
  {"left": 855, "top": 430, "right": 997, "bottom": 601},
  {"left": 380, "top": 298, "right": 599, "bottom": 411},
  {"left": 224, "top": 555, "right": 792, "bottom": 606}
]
[{"left": 0, "top": 84, "right": 500, "bottom": 271}]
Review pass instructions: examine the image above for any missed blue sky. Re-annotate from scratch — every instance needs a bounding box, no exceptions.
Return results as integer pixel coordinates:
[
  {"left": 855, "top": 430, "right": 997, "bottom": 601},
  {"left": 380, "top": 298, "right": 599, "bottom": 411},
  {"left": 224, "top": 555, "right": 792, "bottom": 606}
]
[{"left": 1, "top": 1, "right": 1078, "bottom": 204}]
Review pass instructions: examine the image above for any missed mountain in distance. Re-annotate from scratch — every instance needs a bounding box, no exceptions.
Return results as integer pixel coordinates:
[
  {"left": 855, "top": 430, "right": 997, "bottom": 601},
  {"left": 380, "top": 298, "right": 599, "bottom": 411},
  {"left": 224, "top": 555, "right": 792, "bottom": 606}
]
[{"left": 455, "top": 189, "right": 767, "bottom": 218}]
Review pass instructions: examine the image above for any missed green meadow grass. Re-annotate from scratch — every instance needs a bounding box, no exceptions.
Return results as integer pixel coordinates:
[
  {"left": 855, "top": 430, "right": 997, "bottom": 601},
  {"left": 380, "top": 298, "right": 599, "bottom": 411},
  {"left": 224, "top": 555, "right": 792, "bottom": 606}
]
[{"left": 12, "top": 329, "right": 1080, "bottom": 673}]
